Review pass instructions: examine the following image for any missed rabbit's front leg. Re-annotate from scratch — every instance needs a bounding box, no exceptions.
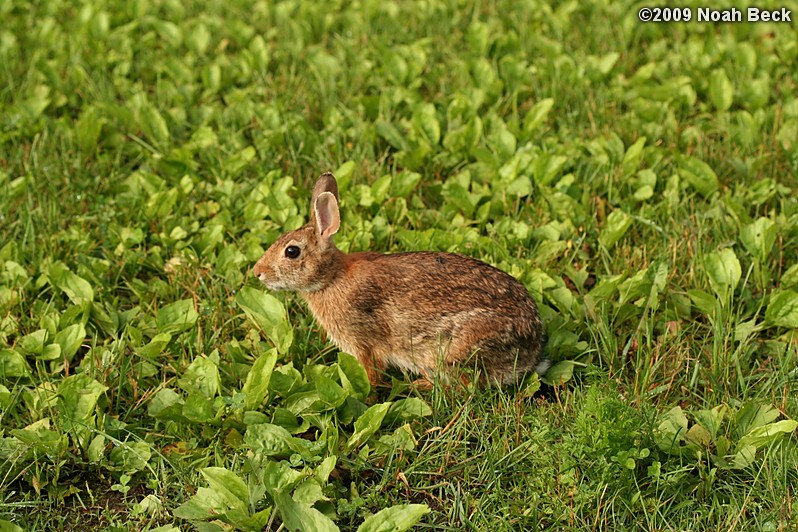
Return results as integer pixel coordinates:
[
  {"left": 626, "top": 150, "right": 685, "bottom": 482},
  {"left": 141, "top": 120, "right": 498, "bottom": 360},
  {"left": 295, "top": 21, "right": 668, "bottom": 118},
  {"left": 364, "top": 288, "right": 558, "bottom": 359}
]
[{"left": 358, "top": 349, "right": 386, "bottom": 388}]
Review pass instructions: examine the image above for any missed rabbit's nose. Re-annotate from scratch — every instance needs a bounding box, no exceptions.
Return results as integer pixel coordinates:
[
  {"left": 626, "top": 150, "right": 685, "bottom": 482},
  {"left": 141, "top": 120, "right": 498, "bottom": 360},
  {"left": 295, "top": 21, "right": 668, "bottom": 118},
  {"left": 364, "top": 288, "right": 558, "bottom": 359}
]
[{"left": 253, "top": 259, "right": 267, "bottom": 277}]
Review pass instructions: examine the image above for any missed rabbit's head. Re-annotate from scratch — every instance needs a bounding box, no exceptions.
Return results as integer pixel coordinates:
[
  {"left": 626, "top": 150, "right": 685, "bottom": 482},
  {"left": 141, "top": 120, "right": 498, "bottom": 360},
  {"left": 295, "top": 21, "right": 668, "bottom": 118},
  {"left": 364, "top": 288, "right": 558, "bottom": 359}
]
[{"left": 253, "top": 173, "right": 343, "bottom": 292}]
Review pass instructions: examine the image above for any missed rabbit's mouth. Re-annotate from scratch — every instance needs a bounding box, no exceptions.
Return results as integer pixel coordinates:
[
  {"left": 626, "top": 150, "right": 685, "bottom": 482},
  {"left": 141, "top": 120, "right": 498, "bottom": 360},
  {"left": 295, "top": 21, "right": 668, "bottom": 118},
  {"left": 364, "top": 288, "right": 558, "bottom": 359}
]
[{"left": 258, "top": 276, "right": 288, "bottom": 291}]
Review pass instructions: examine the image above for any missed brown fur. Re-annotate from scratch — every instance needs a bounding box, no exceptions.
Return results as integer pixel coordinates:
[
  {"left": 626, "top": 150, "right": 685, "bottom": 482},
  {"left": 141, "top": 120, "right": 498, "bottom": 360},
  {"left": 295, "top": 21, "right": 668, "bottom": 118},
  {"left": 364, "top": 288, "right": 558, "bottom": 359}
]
[{"left": 253, "top": 172, "right": 546, "bottom": 386}]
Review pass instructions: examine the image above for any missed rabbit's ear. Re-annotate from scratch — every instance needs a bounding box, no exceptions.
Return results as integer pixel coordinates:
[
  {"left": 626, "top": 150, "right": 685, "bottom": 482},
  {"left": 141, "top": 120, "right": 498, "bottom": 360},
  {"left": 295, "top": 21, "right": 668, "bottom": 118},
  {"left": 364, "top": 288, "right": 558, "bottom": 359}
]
[
  {"left": 314, "top": 191, "right": 340, "bottom": 239},
  {"left": 312, "top": 172, "right": 339, "bottom": 204}
]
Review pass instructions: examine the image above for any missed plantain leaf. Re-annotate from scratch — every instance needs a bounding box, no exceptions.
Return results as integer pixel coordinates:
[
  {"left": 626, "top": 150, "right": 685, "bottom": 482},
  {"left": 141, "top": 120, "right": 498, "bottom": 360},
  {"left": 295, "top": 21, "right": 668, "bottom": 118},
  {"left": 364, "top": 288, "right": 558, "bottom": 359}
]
[{"left": 236, "top": 287, "right": 294, "bottom": 353}]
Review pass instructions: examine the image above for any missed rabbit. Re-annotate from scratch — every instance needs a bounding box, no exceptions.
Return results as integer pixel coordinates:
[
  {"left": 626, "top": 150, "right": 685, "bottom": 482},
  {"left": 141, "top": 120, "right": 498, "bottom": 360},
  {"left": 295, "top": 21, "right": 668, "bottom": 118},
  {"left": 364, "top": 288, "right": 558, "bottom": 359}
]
[{"left": 252, "top": 172, "right": 548, "bottom": 388}]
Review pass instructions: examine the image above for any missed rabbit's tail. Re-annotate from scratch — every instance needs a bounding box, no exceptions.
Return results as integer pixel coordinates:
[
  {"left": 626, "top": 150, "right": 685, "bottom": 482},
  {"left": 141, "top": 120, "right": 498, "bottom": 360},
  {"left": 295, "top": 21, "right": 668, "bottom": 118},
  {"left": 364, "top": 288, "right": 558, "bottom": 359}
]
[{"left": 534, "top": 358, "right": 552, "bottom": 376}]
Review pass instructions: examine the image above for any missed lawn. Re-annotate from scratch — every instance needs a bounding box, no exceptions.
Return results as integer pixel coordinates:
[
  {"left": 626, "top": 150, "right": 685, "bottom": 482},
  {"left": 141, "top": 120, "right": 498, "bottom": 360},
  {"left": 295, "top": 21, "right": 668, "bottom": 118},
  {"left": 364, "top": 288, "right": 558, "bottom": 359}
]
[{"left": 1, "top": 0, "right": 797, "bottom": 530}]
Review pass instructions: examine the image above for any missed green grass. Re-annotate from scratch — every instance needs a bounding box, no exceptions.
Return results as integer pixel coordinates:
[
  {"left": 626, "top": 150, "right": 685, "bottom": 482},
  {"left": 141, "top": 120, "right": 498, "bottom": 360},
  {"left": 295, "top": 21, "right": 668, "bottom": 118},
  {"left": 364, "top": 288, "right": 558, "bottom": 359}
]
[{"left": 2, "top": 0, "right": 798, "bottom": 530}]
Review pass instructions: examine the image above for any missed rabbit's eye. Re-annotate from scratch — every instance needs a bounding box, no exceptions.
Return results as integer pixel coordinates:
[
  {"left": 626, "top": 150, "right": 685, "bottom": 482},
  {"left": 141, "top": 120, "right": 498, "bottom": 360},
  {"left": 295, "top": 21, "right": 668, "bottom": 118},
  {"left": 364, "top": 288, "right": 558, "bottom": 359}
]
[{"left": 285, "top": 245, "right": 301, "bottom": 259}]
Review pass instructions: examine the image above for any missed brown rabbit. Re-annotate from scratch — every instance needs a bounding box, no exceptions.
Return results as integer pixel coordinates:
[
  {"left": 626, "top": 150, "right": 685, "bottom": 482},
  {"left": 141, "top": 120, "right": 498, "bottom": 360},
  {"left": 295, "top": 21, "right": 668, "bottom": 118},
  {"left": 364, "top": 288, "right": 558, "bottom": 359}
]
[{"left": 253, "top": 172, "right": 548, "bottom": 387}]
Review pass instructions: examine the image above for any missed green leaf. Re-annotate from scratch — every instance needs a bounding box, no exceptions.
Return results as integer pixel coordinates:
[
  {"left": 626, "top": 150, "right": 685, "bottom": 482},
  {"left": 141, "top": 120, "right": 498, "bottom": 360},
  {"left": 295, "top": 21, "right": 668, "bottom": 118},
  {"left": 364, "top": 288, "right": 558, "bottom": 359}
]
[
  {"left": 506, "top": 176, "right": 532, "bottom": 197},
  {"left": 599, "top": 209, "right": 632, "bottom": 249},
  {"left": 88, "top": 434, "right": 106, "bottom": 463},
  {"left": 594, "top": 52, "right": 619, "bottom": 75},
  {"left": 621, "top": 137, "right": 647, "bottom": 175},
  {"left": 293, "top": 479, "right": 326, "bottom": 506},
  {"left": 54, "top": 323, "right": 86, "bottom": 362},
  {"left": 236, "top": 286, "right": 294, "bottom": 353},
  {"left": 443, "top": 115, "right": 482, "bottom": 154},
  {"left": 109, "top": 441, "right": 152, "bottom": 473},
  {"left": 694, "top": 405, "right": 726, "bottom": 442},
  {"left": 709, "top": 68, "right": 734, "bottom": 111},
  {"left": 738, "top": 419, "right": 798, "bottom": 450},
  {"left": 383, "top": 51, "right": 408, "bottom": 84},
  {"left": 49, "top": 262, "right": 94, "bottom": 304},
  {"left": 19, "top": 329, "right": 47, "bottom": 355},
  {"left": 735, "top": 402, "right": 781, "bottom": 437},
  {"left": 249, "top": 35, "right": 270, "bottom": 71},
  {"left": 201, "top": 467, "right": 249, "bottom": 512},
  {"left": 347, "top": 402, "right": 391, "bottom": 450},
  {"left": 139, "top": 104, "right": 170, "bottom": 148},
  {"left": 337, "top": 352, "right": 370, "bottom": 400},
  {"left": 334, "top": 161, "right": 356, "bottom": 189},
  {"left": 740, "top": 217, "right": 777, "bottom": 259},
  {"left": 378, "top": 424, "right": 417, "bottom": 452},
  {"left": 75, "top": 105, "right": 104, "bottom": 151},
  {"left": 0, "top": 385, "right": 11, "bottom": 409},
  {"left": 654, "top": 406, "right": 689, "bottom": 455},
  {"left": 137, "top": 332, "right": 172, "bottom": 358},
  {"left": 173, "top": 487, "right": 229, "bottom": 520},
  {"left": 411, "top": 103, "right": 440, "bottom": 146},
  {"left": 732, "top": 444, "right": 757, "bottom": 469},
  {"left": 680, "top": 157, "right": 719, "bottom": 197},
  {"left": 20, "top": 85, "right": 50, "bottom": 121},
  {"left": 781, "top": 263, "right": 798, "bottom": 289},
  {"left": 58, "top": 374, "right": 107, "bottom": 422},
  {"left": 0, "top": 519, "right": 24, "bottom": 532},
  {"left": 270, "top": 364, "right": 304, "bottom": 398},
  {"left": 532, "top": 153, "right": 567, "bottom": 186},
  {"left": 523, "top": 98, "right": 554, "bottom": 135},
  {"left": 734, "top": 318, "right": 761, "bottom": 343},
  {"left": 261, "top": 460, "right": 305, "bottom": 496},
  {"left": 187, "top": 125, "right": 218, "bottom": 151},
  {"left": 177, "top": 487, "right": 241, "bottom": 521},
  {"left": 540, "top": 360, "right": 578, "bottom": 386},
  {"left": 243, "top": 508, "right": 274, "bottom": 530},
  {"left": 183, "top": 393, "right": 215, "bottom": 422},
  {"left": 280, "top": 391, "right": 322, "bottom": 418},
  {"left": 441, "top": 182, "right": 475, "bottom": 216},
  {"left": 186, "top": 22, "right": 211, "bottom": 54},
  {"left": 157, "top": 299, "right": 199, "bottom": 335},
  {"left": 147, "top": 388, "right": 186, "bottom": 421},
  {"left": 145, "top": 188, "right": 179, "bottom": 220},
  {"left": 371, "top": 174, "right": 392, "bottom": 204},
  {"left": 687, "top": 289, "right": 717, "bottom": 317},
  {"left": 315, "top": 455, "right": 337, "bottom": 484},
  {"left": 466, "top": 20, "right": 489, "bottom": 55},
  {"left": 245, "top": 423, "right": 317, "bottom": 460},
  {"left": 243, "top": 348, "right": 279, "bottom": 410},
  {"left": 375, "top": 120, "right": 408, "bottom": 151},
  {"left": 269, "top": 407, "right": 307, "bottom": 433},
  {"left": 224, "top": 146, "right": 257, "bottom": 177},
  {"left": 11, "top": 421, "right": 67, "bottom": 454},
  {"left": 39, "top": 343, "right": 61, "bottom": 361},
  {"left": 585, "top": 274, "right": 624, "bottom": 302},
  {"left": 356, "top": 504, "right": 430, "bottom": 532},
  {"left": 632, "top": 169, "right": 657, "bottom": 202},
  {"left": 632, "top": 184, "right": 653, "bottom": 201},
  {"left": 177, "top": 356, "right": 221, "bottom": 398},
  {"left": 390, "top": 170, "right": 422, "bottom": 198},
  {"left": 764, "top": 290, "right": 798, "bottom": 328},
  {"left": 384, "top": 398, "right": 432, "bottom": 425},
  {"left": 275, "top": 491, "right": 340, "bottom": 532},
  {"left": 704, "top": 248, "right": 741, "bottom": 300},
  {"left": 684, "top": 424, "right": 711, "bottom": 448},
  {"left": 315, "top": 374, "right": 348, "bottom": 409},
  {"left": 489, "top": 120, "right": 516, "bottom": 159}
]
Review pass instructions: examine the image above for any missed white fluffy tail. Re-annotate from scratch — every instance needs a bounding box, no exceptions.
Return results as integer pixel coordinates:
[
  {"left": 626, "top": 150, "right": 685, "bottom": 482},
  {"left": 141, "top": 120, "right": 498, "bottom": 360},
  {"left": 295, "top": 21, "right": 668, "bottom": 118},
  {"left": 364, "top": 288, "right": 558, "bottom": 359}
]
[{"left": 535, "top": 359, "right": 552, "bottom": 376}]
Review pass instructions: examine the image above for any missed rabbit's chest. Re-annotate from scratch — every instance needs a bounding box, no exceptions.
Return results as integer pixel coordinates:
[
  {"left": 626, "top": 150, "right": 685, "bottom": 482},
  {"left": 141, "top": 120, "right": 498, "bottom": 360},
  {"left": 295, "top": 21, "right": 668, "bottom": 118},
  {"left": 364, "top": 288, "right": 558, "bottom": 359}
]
[{"left": 303, "top": 290, "right": 384, "bottom": 351}]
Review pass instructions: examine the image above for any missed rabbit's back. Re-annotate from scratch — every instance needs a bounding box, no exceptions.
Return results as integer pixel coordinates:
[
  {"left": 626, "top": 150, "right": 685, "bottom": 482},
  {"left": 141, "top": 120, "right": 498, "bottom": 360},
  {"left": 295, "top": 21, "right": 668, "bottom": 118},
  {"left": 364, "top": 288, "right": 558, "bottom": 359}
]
[{"left": 303, "top": 251, "right": 544, "bottom": 384}]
